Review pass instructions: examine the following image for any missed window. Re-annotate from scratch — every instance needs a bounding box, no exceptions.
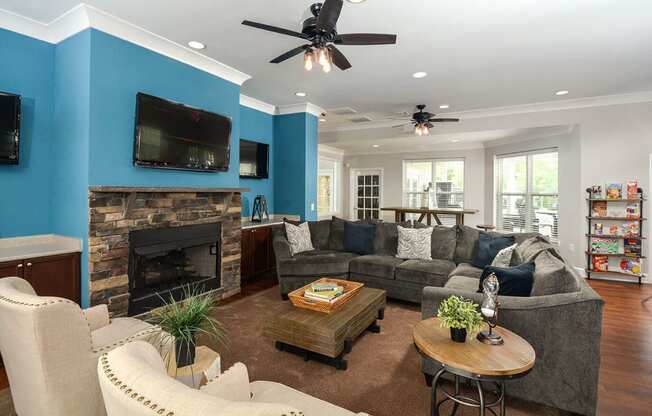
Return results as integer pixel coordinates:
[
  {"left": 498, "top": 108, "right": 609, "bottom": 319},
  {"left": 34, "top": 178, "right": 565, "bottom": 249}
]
[
  {"left": 318, "top": 158, "right": 339, "bottom": 217},
  {"left": 403, "top": 159, "right": 465, "bottom": 225},
  {"left": 495, "top": 150, "right": 559, "bottom": 243}
]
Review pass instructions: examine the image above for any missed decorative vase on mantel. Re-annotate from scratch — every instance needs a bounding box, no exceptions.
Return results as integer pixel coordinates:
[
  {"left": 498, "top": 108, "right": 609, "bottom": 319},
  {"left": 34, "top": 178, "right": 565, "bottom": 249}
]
[
  {"left": 450, "top": 327, "right": 467, "bottom": 343},
  {"left": 175, "top": 335, "right": 197, "bottom": 368}
]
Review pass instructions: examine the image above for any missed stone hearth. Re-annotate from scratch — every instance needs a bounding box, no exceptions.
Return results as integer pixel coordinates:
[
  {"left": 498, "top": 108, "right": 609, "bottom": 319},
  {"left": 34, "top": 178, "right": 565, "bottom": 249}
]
[{"left": 88, "top": 186, "right": 245, "bottom": 317}]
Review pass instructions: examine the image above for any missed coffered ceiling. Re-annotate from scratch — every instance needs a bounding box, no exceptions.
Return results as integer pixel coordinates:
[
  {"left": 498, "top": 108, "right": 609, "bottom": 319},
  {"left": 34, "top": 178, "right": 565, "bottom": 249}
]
[{"left": 2, "top": 0, "right": 652, "bottom": 131}]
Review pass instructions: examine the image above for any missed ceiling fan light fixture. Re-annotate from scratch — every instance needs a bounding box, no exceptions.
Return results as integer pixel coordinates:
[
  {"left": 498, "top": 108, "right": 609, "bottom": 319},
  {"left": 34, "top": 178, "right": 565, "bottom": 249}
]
[
  {"left": 304, "top": 50, "right": 314, "bottom": 71},
  {"left": 318, "top": 47, "right": 330, "bottom": 66}
]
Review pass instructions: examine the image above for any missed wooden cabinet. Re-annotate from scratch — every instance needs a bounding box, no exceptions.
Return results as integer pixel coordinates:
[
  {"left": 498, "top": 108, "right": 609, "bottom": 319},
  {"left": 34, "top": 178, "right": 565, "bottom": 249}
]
[
  {"left": 0, "top": 253, "right": 80, "bottom": 304},
  {"left": 241, "top": 226, "right": 276, "bottom": 282}
]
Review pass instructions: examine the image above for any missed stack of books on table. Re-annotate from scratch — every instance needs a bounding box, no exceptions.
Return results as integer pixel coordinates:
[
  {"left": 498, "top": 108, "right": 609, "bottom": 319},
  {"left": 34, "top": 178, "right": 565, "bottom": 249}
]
[{"left": 304, "top": 282, "right": 344, "bottom": 303}]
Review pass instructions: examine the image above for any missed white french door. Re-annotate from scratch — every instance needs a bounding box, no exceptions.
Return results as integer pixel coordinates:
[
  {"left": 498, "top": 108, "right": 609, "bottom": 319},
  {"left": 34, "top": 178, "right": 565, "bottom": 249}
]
[{"left": 350, "top": 169, "right": 383, "bottom": 220}]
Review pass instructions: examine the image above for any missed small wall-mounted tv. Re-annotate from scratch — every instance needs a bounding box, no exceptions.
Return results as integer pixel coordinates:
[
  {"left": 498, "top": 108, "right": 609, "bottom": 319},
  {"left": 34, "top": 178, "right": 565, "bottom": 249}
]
[
  {"left": 133, "top": 93, "right": 232, "bottom": 172},
  {"left": 0, "top": 92, "right": 21, "bottom": 165},
  {"left": 239, "top": 139, "right": 269, "bottom": 179}
]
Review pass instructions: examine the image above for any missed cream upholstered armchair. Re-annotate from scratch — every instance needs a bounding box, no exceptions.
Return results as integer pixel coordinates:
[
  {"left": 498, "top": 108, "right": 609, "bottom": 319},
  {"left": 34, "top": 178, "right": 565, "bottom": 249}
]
[
  {"left": 0, "top": 277, "right": 165, "bottom": 416},
  {"left": 98, "top": 341, "right": 370, "bottom": 416}
]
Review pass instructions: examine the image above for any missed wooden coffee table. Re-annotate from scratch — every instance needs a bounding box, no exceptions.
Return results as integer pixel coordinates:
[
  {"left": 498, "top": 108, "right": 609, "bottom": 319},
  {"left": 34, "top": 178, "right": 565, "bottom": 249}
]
[
  {"left": 264, "top": 286, "right": 386, "bottom": 370},
  {"left": 414, "top": 318, "right": 536, "bottom": 416}
]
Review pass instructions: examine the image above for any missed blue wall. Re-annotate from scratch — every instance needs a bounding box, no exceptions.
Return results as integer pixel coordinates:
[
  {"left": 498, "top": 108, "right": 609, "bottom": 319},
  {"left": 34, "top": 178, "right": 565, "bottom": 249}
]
[
  {"left": 88, "top": 30, "right": 241, "bottom": 187},
  {"left": 239, "top": 105, "right": 274, "bottom": 217},
  {"left": 0, "top": 29, "right": 55, "bottom": 237},
  {"left": 51, "top": 30, "right": 92, "bottom": 305},
  {"left": 274, "top": 112, "right": 318, "bottom": 221}
]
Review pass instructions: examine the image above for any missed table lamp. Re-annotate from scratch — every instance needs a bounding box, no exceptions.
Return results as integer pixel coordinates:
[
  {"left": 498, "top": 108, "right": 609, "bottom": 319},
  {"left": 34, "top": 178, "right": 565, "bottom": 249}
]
[{"left": 477, "top": 273, "right": 504, "bottom": 345}]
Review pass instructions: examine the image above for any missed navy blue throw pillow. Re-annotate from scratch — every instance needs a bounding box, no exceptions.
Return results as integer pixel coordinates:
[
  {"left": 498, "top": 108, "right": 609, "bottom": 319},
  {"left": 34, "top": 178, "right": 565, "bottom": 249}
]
[
  {"left": 478, "top": 263, "right": 535, "bottom": 297},
  {"left": 344, "top": 221, "right": 376, "bottom": 255},
  {"left": 471, "top": 232, "right": 515, "bottom": 268}
]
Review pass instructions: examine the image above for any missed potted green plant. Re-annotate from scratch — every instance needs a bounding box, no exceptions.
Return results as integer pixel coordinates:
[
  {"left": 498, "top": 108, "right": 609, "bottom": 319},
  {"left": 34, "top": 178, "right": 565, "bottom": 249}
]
[
  {"left": 150, "top": 286, "right": 228, "bottom": 368},
  {"left": 437, "top": 295, "right": 483, "bottom": 343}
]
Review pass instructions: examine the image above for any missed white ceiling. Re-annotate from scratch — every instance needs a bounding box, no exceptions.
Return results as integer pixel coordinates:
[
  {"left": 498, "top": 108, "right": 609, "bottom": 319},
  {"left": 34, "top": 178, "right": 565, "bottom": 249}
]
[{"left": 2, "top": 0, "right": 652, "bottom": 121}]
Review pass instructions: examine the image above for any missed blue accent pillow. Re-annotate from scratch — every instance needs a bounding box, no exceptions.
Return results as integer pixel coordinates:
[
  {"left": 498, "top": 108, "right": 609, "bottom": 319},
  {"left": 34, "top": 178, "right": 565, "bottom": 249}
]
[
  {"left": 478, "top": 262, "right": 535, "bottom": 297},
  {"left": 471, "top": 232, "right": 515, "bottom": 268},
  {"left": 344, "top": 221, "right": 376, "bottom": 255}
]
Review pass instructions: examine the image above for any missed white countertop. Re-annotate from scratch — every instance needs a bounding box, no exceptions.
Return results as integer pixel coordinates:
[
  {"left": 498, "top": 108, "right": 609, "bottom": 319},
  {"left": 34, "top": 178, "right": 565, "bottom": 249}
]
[
  {"left": 0, "top": 234, "right": 82, "bottom": 263},
  {"left": 241, "top": 214, "right": 300, "bottom": 229}
]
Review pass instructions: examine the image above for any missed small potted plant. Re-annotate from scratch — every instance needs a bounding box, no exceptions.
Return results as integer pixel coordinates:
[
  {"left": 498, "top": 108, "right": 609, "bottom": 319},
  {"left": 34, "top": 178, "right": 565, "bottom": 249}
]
[
  {"left": 150, "top": 286, "right": 228, "bottom": 367},
  {"left": 437, "top": 295, "right": 483, "bottom": 343}
]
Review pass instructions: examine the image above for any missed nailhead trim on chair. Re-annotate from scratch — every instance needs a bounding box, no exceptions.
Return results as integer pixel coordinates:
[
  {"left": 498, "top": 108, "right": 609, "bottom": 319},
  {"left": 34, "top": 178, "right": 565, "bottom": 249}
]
[
  {"left": 0, "top": 295, "right": 75, "bottom": 308},
  {"left": 100, "top": 354, "right": 304, "bottom": 416},
  {"left": 92, "top": 327, "right": 161, "bottom": 353}
]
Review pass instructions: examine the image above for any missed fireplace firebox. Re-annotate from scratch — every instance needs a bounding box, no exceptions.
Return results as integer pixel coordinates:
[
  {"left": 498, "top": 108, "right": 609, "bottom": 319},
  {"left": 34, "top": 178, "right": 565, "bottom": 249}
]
[{"left": 128, "top": 223, "right": 221, "bottom": 316}]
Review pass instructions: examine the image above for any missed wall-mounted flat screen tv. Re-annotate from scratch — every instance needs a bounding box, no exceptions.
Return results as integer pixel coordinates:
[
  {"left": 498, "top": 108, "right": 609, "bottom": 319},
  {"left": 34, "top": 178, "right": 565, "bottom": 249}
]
[
  {"left": 239, "top": 139, "right": 269, "bottom": 179},
  {"left": 0, "top": 92, "right": 21, "bottom": 165},
  {"left": 133, "top": 93, "right": 231, "bottom": 172}
]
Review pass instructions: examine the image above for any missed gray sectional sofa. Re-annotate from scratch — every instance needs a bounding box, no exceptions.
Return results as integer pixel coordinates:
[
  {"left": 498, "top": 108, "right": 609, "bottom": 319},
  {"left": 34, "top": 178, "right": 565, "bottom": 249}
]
[{"left": 272, "top": 218, "right": 604, "bottom": 416}]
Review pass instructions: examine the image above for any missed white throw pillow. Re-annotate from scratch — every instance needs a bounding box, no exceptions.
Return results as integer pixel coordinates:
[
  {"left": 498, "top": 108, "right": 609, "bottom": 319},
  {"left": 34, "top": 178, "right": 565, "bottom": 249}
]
[
  {"left": 201, "top": 362, "right": 251, "bottom": 402},
  {"left": 396, "top": 225, "right": 433, "bottom": 260},
  {"left": 491, "top": 243, "right": 517, "bottom": 267},
  {"left": 284, "top": 222, "right": 314, "bottom": 256}
]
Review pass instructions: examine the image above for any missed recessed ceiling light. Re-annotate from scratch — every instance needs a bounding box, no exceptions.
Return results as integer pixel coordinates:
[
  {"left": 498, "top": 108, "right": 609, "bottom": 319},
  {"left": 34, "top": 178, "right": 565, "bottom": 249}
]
[
  {"left": 319, "top": 118, "right": 327, "bottom": 123},
  {"left": 439, "top": 104, "right": 450, "bottom": 109},
  {"left": 295, "top": 92, "right": 307, "bottom": 97},
  {"left": 346, "top": 0, "right": 367, "bottom": 3},
  {"left": 372, "top": 144, "right": 380, "bottom": 148},
  {"left": 555, "top": 90, "right": 569, "bottom": 96},
  {"left": 188, "top": 41, "right": 206, "bottom": 50},
  {"left": 451, "top": 139, "right": 460, "bottom": 143},
  {"left": 412, "top": 72, "right": 428, "bottom": 79}
]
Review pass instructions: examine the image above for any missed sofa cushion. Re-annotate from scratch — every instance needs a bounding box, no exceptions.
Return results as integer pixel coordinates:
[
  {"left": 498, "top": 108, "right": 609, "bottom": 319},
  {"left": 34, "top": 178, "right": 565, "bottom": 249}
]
[
  {"left": 531, "top": 250, "right": 581, "bottom": 296},
  {"left": 449, "top": 262, "right": 483, "bottom": 279},
  {"left": 431, "top": 226, "right": 457, "bottom": 261},
  {"left": 349, "top": 255, "right": 404, "bottom": 280},
  {"left": 308, "top": 220, "right": 331, "bottom": 250},
  {"left": 397, "top": 226, "right": 433, "bottom": 260},
  {"left": 471, "top": 232, "right": 515, "bottom": 268},
  {"left": 284, "top": 222, "right": 314, "bottom": 255},
  {"left": 454, "top": 225, "right": 480, "bottom": 264},
  {"left": 373, "top": 222, "right": 412, "bottom": 256},
  {"left": 344, "top": 221, "right": 376, "bottom": 255},
  {"left": 490, "top": 243, "right": 517, "bottom": 267},
  {"left": 512, "top": 235, "right": 563, "bottom": 265},
  {"left": 479, "top": 263, "right": 535, "bottom": 297},
  {"left": 445, "top": 276, "right": 481, "bottom": 292},
  {"left": 328, "top": 216, "right": 347, "bottom": 251},
  {"left": 395, "top": 259, "right": 456, "bottom": 287},
  {"left": 279, "top": 251, "right": 358, "bottom": 277}
]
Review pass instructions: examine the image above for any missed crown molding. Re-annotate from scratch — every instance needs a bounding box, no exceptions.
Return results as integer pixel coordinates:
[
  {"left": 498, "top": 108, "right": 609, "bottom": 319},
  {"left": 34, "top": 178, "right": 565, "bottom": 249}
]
[
  {"left": 0, "top": 7, "right": 51, "bottom": 41},
  {"left": 239, "top": 94, "right": 276, "bottom": 115},
  {"left": 276, "top": 103, "right": 326, "bottom": 117},
  {"left": 320, "top": 90, "right": 652, "bottom": 133},
  {"left": 444, "top": 90, "right": 652, "bottom": 119},
  {"left": 0, "top": 4, "right": 252, "bottom": 86}
]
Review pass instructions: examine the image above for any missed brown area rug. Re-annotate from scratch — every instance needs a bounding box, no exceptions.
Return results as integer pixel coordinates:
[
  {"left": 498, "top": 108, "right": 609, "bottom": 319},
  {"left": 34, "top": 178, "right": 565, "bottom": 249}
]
[{"left": 0, "top": 287, "right": 566, "bottom": 416}]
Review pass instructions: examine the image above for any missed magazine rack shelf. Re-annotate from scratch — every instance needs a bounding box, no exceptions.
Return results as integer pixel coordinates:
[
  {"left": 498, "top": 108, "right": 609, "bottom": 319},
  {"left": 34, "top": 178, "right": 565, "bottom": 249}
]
[{"left": 585, "top": 188, "right": 645, "bottom": 284}]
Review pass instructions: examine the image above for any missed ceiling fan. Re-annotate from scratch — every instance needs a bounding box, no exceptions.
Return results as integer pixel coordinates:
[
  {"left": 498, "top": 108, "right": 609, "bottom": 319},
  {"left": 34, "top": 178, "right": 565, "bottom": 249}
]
[
  {"left": 242, "top": 0, "right": 397, "bottom": 73},
  {"left": 392, "top": 105, "right": 460, "bottom": 136}
]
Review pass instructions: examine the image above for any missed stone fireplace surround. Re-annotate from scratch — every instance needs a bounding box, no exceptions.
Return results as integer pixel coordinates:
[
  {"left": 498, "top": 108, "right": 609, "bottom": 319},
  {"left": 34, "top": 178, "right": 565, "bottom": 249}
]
[{"left": 88, "top": 186, "right": 246, "bottom": 317}]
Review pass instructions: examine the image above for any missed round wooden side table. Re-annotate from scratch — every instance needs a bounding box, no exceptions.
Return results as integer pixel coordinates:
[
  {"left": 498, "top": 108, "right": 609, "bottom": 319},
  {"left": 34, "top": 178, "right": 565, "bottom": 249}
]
[{"left": 413, "top": 318, "right": 535, "bottom": 416}]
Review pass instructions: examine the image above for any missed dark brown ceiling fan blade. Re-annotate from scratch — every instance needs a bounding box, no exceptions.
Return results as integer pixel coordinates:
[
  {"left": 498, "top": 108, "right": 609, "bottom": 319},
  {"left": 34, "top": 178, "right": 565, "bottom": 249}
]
[
  {"left": 335, "top": 33, "right": 397, "bottom": 45},
  {"left": 429, "top": 118, "right": 460, "bottom": 122},
  {"left": 317, "top": 0, "right": 343, "bottom": 32},
  {"left": 392, "top": 124, "right": 409, "bottom": 128},
  {"left": 242, "top": 20, "right": 308, "bottom": 39},
  {"left": 427, "top": 123, "right": 435, "bottom": 129},
  {"left": 328, "top": 45, "right": 352, "bottom": 70},
  {"left": 270, "top": 45, "right": 311, "bottom": 64}
]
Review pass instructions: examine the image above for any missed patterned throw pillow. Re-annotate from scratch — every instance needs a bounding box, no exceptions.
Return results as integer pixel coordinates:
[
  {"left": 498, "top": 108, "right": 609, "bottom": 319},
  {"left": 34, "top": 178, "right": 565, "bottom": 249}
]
[
  {"left": 491, "top": 243, "right": 517, "bottom": 267},
  {"left": 284, "top": 222, "right": 314, "bottom": 256},
  {"left": 396, "top": 225, "right": 433, "bottom": 260}
]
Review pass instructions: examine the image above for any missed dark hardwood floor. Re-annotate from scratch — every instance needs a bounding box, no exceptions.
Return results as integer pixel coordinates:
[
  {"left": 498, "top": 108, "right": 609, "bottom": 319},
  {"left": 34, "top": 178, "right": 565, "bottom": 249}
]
[{"left": 0, "top": 276, "right": 650, "bottom": 414}]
